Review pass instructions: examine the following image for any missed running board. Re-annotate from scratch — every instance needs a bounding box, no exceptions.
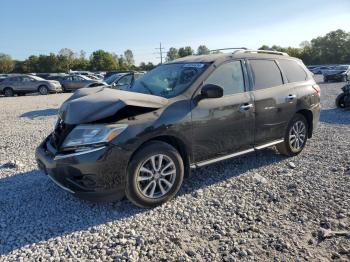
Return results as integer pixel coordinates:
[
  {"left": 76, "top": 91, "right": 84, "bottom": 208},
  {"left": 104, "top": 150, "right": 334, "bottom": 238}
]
[{"left": 190, "top": 139, "right": 284, "bottom": 168}]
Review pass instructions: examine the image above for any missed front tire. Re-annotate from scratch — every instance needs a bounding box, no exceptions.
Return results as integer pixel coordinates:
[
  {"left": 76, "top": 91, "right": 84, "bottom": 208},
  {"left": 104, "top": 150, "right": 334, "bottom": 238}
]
[
  {"left": 38, "top": 85, "right": 49, "bottom": 95},
  {"left": 125, "top": 141, "right": 184, "bottom": 208},
  {"left": 336, "top": 93, "right": 347, "bottom": 108},
  {"left": 276, "top": 114, "right": 308, "bottom": 157}
]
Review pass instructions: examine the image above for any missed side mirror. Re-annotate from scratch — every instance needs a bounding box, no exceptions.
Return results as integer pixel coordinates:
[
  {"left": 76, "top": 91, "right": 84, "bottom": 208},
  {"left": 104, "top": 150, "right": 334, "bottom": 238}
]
[{"left": 201, "top": 84, "right": 223, "bottom": 99}]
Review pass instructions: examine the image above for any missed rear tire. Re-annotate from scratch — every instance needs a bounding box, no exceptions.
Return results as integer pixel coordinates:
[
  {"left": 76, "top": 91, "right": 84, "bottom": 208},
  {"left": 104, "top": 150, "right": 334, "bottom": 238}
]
[
  {"left": 125, "top": 141, "right": 184, "bottom": 208},
  {"left": 38, "top": 85, "right": 49, "bottom": 95},
  {"left": 336, "top": 93, "right": 346, "bottom": 108},
  {"left": 276, "top": 114, "right": 308, "bottom": 157},
  {"left": 3, "top": 87, "right": 14, "bottom": 97}
]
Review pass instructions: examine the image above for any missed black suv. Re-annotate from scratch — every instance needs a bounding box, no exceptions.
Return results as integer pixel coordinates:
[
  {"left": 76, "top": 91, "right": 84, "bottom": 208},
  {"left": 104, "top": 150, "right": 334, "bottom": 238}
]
[{"left": 36, "top": 50, "right": 321, "bottom": 208}]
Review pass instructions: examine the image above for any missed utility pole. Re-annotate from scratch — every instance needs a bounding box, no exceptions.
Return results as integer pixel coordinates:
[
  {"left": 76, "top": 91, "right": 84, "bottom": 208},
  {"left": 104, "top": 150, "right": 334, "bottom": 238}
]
[{"left": 155, "top": 42, "right": 166, "bottom": 64}]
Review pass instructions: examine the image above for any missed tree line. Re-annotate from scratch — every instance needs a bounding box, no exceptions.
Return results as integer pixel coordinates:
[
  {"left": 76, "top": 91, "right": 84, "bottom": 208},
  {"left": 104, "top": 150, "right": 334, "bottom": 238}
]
[
  {"left": 165, "top": 29, "right": 350, "bottom": 65},
  {"left": 0, "top": 48, "right": 155, "bottom": 73},
  {"left": 0, "top": 29, "right": 349, "bottom": 74}
]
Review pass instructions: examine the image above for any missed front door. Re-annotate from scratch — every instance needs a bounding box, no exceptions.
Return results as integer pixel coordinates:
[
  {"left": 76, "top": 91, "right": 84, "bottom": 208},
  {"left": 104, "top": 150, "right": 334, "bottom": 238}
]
[{"left": 191, "top": 60, "right": 255, "bottom": 163}]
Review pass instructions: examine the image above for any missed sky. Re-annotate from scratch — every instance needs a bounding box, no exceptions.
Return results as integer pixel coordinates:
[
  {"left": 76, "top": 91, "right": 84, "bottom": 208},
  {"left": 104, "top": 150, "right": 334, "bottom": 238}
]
[{"left": 0, "top": 0, "right": 349, "bottom": 64}]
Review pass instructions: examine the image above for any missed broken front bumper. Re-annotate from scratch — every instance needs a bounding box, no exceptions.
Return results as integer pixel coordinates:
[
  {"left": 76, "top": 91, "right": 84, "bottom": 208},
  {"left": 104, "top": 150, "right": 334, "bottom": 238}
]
[{"left": 35, "top": 136, "right": 130, "bottom": 202}]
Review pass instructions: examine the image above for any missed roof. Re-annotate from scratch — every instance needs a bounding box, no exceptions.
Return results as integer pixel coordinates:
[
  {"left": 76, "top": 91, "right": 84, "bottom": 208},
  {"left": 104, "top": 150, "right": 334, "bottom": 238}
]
[{"left": 168, "top": 50, "right": 300, "bottom": 65}]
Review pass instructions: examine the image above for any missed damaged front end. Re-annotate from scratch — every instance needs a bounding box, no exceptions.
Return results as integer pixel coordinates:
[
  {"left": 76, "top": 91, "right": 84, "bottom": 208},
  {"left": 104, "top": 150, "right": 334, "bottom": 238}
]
[{"left": 36, "top": 87, "right": 169, "bottom": 201}]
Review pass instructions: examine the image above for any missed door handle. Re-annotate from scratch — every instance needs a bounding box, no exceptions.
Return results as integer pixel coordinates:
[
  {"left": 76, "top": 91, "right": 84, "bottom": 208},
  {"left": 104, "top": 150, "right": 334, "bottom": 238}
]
[
  {"left": 240, "top": 103, "right": 253, "bottom": 111},
  {"left": 286, "top": 94, "right": 297, "bottom": 100}
]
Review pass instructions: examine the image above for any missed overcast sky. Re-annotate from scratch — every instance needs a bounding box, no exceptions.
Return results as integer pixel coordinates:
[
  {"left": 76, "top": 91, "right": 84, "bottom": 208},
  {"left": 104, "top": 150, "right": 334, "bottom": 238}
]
[{"left": 1, "top": 0, "right": 349, "bottom": 64}]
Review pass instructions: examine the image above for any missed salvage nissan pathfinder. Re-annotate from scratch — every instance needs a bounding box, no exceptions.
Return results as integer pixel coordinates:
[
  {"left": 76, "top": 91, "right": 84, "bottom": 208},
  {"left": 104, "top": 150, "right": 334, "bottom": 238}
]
[{"left": 36, "top": 49, "right": 321, "bottom": 208}]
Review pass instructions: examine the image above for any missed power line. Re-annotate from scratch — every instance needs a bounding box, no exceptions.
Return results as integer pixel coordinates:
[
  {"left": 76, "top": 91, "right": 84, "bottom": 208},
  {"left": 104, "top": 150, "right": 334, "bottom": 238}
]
[{"left": 155, "top": 42, "right": 166, "bottom": 64}]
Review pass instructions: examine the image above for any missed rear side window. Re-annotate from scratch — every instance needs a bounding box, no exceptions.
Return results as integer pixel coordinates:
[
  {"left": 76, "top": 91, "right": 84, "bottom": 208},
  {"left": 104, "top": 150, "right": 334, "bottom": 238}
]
[
  {"left": 278, "top": 59, "right": 307, "bottom": 82},
  {"left": 204, "top": 60, "right": 245, "bottom": 96},
  {"left": 249, "top": 60, "right": 283, "bottom": 90}
]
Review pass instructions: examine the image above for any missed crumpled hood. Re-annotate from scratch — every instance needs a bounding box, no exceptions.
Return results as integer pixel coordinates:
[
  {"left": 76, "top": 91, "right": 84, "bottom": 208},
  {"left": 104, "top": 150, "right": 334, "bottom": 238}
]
[{"left": 59, "top": 87, "right": 168, "bottom": 124}]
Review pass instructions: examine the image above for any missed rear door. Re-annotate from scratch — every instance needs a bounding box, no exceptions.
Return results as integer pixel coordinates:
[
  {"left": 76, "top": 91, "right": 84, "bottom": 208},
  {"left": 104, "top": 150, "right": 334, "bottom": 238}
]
[
  {"left": 22, "top": 76, "right": 37, "bottom": 92},
  {"left": 64, "top": 76, "right": 74, "bottom": 90},
  {"left": 191, "top": 60, "right": 255, "bottom": 162},
  {"left": 248, "top": 59, "right": 297, "bottom": 146}
]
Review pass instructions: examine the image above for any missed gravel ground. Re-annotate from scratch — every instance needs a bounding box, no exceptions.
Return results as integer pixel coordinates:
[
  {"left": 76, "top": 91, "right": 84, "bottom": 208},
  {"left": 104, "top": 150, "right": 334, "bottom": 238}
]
[{"left": 0, "top": 76, "right": 349, "bottom": 261}]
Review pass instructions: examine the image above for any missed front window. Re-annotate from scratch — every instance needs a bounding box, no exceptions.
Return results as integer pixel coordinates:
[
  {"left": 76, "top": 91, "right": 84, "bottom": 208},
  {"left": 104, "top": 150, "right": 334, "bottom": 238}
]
[
  {"left": 131, "top": 63, "right": 208, "bottom": 98},
  {"left": 335, "top": 65, "right": 349, "bottom": 71}
]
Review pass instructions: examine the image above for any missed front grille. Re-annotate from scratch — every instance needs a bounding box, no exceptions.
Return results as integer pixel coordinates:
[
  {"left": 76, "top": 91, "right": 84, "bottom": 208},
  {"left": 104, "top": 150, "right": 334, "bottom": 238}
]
[{"left": 49, "top": 118, "right": 75, "bottom": 149}]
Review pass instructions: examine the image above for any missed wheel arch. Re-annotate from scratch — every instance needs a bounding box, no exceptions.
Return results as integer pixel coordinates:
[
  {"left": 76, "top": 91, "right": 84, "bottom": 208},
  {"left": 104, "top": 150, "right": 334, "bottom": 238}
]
[
  {"left": 296, "top": 109, "right": 313, "bottom": 138},
  {"left": 129, "top": 135, "right": 192, "bottom": 177}
]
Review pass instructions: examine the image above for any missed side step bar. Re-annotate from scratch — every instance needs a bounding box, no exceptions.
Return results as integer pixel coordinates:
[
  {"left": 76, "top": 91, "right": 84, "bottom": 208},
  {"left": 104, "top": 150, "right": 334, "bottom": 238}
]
[{"left": 190, "top": 139, "right": 284, "bottom": 168}]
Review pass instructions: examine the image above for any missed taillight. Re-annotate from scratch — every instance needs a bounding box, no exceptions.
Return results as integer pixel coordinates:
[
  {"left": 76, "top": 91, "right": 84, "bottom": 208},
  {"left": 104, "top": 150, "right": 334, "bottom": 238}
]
[{"left": 312, "top": 84, "right": 320, "bottom": 95}]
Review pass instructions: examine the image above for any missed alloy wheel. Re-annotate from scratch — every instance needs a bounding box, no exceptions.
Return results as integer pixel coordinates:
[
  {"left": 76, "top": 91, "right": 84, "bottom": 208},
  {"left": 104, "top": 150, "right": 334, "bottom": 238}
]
[
  {"left": 136, "top": 154, "right": 176, "bottom": 199},
  {"left": 39, "top": 86, "right": 48, "bottom": 95},
  {"left": 289, "top": 120, "right": 306, "bottom": 151}
]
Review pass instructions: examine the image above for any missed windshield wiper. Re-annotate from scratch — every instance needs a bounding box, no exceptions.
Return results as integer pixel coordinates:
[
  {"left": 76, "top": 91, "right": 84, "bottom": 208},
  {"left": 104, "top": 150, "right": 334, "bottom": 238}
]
[{"left": 140, "top": 81, "right": 154, "bottom": 95}]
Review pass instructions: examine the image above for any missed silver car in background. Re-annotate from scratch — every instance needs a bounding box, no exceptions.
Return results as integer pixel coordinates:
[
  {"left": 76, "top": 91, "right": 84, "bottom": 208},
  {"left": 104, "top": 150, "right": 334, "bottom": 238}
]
[
  {"left": 60, "top": 75, "right": 100, "bottom": 92},
  {"left": 85, "top": 72, "right": 145, "bottom": 89},
  {"left": 0, "top": 75, "right": 62, "bottom": 96}
]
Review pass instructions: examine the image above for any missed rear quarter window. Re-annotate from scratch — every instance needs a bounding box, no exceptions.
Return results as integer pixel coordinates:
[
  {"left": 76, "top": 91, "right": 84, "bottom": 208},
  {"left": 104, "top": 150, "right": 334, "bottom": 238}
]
[
  {"left": 278, "top": 59, "right": 307, "bottom": 83},
  {"left": 249, "top": 60, "right": 283, "bottom": 90}
]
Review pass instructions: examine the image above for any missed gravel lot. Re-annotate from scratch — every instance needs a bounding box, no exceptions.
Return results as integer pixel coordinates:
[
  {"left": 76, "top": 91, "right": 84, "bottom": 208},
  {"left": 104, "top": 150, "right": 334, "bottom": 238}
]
[{"left": 1, "top": 76, "right": 349, "bottom": 261}]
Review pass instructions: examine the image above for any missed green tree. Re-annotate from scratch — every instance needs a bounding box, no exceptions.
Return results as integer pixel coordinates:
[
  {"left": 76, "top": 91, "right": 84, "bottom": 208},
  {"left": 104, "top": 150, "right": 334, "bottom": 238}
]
[
  {"left": 58, "top": 48, "right": 75, "bottom": 71},
  {"left": 310, "top": 29, "right": 350, "bottom": 64},
  {"left": 139, "top": 62, "right": 155, "bottom": 71},
  {"left": 118, "top": 55, "right": 128, "bottom": 70},
  {"left": 36, "top": 53, "right": 59, "bottom": 72},
  {"left": 0, "top": 53, "right": 14, "bottom": 73},
  {"left": 25, "top": 55, "right": 39, "bottom": 73},
  {"left": 178, "top": 46, "right": 194, "bottom": 58},
  {"left": 71, "top": 50, "right": 90, "bottom": 70},
  {"left": 124, "top": 49, "right": 135, "bottom": 68},
  {"left": 90, "top": 50, "right": 118, "bottom": 71},
  {"left": 166, "top": 47, "right": 179, "bottom": 61},
  {"left": 197, "top": 45, "right": 210, "bottom": 55},
  {"left": 258, "top": 45, "right": 270, "bottom": 50}
]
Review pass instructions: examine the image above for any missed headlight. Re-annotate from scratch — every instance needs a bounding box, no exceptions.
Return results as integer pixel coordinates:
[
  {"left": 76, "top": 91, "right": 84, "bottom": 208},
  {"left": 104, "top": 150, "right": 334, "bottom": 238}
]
[{"left": 62, "top": 124, "right": 127, "bottom": 149}]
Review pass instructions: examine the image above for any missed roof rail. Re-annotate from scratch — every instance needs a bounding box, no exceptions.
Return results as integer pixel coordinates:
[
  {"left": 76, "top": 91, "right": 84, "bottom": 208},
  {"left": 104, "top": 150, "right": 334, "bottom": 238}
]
[
  {"left": 210, "top": 47, "right": 248, "bottom": 53},
  {"left": 242, "top": 49, "right": 289, "bottom": 56}
]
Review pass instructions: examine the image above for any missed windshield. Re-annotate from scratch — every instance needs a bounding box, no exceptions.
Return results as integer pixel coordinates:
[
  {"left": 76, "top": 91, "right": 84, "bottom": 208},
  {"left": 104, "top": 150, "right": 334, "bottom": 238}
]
[
  {"left": 31, "top": 75, "right": 45, "bottom": 80},
  {"left": 335, "top": 65, "right": 349, "bottom": 70},
  {"left": 105, "top": 73, "right": 126, "bottom": 85},
  {"left": 78, "top": 75, "right": 92, "bottom": 80},
  {"left": 130, "top": 63, "right": 208, "bottom": 98}
]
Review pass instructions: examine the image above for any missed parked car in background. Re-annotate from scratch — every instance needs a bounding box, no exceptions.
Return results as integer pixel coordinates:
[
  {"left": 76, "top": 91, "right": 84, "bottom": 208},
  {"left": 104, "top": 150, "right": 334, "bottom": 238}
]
[
  {"left": 310, "top": 66, "right": 334, "bottom": 74},
  {"left": 323, "top": 65, "right": 350, "bottom": 82},
  {"left": 85, "top": 72, "right": 145, "bottom": 89},
  {"left": 36, "top": 50, "right": 320, "bottom": 207},
  {"left": 103, "top": 70, "right": 136, "bottom": 80},
  {"left": 60, "top": 75, "right": 100, "bottom": 92},
  {"left": 46, "top": 74, "right": 68, "bottom": 82},
  {"left": 0, "top": 75, "right": 62, "bottom": 96},
  {"left": 0, "top": 74, "right": 10, "bottom": 82}
]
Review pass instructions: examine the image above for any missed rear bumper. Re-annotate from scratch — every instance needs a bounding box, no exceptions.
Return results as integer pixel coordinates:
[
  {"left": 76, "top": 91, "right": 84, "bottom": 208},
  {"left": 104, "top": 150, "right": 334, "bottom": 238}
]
[
  {"left": 35, "top": 136, "right": 131, "bottom": 202},
  {"left": 311, "top": 103, "right": 321, "bottom": 132}
]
